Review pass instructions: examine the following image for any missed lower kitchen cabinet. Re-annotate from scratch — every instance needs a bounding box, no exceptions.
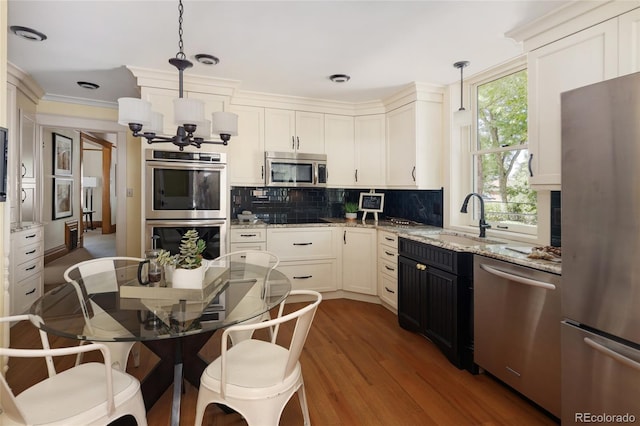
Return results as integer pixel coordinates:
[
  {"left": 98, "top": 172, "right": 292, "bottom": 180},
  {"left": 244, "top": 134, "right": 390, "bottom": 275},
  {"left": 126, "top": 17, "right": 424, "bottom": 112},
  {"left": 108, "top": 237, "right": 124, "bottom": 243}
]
[
  {"left": 342, "top": 227, "right": 376, "bottom": 295},
  {"left": 398, "top": 237, "right": 474, "bottom": 372},
  {"left": 377, "top": 230, "right": 398, "bottom": 309},
  {"left": 10, "top": 224, "right": 44, "bottom": 315}
]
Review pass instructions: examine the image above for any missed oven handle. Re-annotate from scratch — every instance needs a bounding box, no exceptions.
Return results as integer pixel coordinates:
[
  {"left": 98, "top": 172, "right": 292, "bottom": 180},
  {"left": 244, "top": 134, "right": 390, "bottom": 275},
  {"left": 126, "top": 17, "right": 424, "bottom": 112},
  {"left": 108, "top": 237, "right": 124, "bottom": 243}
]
[
  {"left": 146, "top": 219, "right": 227, "bottom": 227},
  {"left": 146, "top": 160, "right": 227, "bottom": 171}
]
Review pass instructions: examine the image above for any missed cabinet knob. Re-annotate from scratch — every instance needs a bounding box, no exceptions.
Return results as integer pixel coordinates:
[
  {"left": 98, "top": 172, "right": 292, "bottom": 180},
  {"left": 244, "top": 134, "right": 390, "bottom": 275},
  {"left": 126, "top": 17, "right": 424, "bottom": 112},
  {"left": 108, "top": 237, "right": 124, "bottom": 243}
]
[{"left": 416, "top": 263, "right": 427, "bottom": 271}]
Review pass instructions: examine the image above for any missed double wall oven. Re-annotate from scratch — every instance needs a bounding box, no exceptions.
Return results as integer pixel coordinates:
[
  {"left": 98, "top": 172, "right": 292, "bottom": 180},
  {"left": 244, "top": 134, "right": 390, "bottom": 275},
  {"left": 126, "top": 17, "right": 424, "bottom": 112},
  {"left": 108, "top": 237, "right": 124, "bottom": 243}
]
[{"left": 144, "top": 150, "right": 227, "bottom": 261}]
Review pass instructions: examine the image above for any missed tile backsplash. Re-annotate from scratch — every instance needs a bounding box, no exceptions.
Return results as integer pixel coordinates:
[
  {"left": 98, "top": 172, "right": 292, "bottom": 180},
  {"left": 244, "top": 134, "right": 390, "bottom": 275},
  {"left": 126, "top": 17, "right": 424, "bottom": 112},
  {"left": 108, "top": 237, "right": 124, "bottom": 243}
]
[
  {"left": 231, "top": 186, "right": 443, "bottom": 227},
  {"left": 550, "top": 191, "right": 561, "bottom": 247}
]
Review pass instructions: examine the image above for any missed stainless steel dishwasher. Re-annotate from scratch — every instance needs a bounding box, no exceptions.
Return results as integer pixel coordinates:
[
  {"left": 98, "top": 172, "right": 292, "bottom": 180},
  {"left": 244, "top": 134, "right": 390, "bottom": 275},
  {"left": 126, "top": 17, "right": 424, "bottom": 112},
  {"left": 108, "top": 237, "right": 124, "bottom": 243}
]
[{"left": 474, "top": 255, "right": 561, "bottom": 418}]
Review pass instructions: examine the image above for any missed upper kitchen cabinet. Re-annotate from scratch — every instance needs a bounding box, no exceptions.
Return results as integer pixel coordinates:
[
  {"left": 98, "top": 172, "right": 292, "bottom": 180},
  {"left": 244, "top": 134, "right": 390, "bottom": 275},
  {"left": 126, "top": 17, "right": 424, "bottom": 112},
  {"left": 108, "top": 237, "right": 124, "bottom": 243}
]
[
  {"left": 324, "top": 114, "right": 355, "bottom": 186},
  {"left": 264, "top": 108, "right": 325, "bottom": 154},
  {"left": 354, "top": 114, "right": 386, "bottom": 188},
  {"left": 527, "top": 19, "right": 618, "bottom": 189},
  {"left": 618, "top": 8, "right": 640, "bottom": 76},
  {"left": 386, "top": 100, "right": 443, "bottom": 189},
  {"left": 226, "top": 105, "right": 265, "bottom": 186},
  {"left": 141, "top": 87, "right": 227, "bottom": 143},
  {"left": 325, "top": 113, "right": 385, "bottom": 188}
]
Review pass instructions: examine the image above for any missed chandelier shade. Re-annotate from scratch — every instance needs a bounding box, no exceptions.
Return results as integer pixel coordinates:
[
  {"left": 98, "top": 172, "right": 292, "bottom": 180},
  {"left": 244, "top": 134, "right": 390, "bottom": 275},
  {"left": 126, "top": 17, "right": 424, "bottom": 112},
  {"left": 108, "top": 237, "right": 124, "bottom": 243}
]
[{"left": 117, "top": 0, "right": 238, "bottom": 150}]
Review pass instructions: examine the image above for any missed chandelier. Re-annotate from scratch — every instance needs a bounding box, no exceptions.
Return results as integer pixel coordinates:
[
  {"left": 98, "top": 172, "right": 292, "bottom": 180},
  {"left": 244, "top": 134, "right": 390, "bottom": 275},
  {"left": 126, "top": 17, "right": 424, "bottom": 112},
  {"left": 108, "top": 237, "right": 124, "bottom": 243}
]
[{"left": 117, "top": 0, "right": 238, "bottom": 151}]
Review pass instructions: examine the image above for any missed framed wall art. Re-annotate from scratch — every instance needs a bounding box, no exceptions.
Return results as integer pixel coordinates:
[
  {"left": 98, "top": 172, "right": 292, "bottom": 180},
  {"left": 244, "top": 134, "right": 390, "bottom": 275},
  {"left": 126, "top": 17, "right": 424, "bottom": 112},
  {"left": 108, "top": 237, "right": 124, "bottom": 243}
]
[
  {"left": 53, "top": 178, "right": 73, "bottom": 220},
  {"left": 53, "top": 132, "right": 72, "bottom": 175}
]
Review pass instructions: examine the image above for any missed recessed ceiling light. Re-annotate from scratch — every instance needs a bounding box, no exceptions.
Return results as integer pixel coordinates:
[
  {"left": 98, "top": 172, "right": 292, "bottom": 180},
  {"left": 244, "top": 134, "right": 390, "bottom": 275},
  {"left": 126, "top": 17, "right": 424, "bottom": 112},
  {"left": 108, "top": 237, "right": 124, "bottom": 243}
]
[
  {"left": 77, "top": 81, "right": 100, "bottom": 90},
  {"left": 195, "top": 54, "right": 220, "bottom": 65},
  {"left": 329, "top": 74, "right": 350, "bottom": 83},
  {"left": 10, "top": 26, "right": 47, "bottom": 42}
]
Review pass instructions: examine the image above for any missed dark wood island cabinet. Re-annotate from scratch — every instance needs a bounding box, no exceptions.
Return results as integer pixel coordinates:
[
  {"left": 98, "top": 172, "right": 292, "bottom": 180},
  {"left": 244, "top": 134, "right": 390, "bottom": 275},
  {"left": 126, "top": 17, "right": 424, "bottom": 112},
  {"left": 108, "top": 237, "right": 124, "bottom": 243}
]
[{"left": 398, "top": 237, "right": 475, "bottom": 372}]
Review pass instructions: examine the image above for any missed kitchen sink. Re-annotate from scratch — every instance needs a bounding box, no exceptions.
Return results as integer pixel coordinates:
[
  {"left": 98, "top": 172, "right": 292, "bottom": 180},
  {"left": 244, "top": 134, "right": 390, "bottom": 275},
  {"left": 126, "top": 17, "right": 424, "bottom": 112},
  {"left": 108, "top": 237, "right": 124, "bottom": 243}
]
[{"left": 429, "top": 232, "right": 504, "bottom": 247}]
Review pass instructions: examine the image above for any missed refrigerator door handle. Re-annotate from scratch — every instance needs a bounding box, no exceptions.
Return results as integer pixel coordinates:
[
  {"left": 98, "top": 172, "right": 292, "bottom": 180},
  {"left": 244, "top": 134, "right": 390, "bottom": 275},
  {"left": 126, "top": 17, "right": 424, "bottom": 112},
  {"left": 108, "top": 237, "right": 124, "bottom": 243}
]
[
  {"left": 479, "top": 264, "right": 557, "bottom": 290},
  {"left": 584, "top": 337, "right": 640, "bottom": 372}
]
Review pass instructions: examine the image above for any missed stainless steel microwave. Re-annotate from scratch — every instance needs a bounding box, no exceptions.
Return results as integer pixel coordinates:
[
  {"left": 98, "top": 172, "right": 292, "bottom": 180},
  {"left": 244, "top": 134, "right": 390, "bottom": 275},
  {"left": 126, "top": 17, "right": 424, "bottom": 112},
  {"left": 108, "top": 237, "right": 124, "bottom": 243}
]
[{"left": 264, "top": 151, "right": 327, "bottom": 187}]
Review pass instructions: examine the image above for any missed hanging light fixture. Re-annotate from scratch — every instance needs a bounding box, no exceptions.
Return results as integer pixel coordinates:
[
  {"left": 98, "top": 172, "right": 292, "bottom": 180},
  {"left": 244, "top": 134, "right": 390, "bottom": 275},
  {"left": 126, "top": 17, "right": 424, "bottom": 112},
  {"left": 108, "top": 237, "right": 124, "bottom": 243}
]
[
  {"left": 117, "top": 0, "right": 238, "bottom": 151},
  {"left": 453, "top": 60, "right": 472, "bottom": 127}
]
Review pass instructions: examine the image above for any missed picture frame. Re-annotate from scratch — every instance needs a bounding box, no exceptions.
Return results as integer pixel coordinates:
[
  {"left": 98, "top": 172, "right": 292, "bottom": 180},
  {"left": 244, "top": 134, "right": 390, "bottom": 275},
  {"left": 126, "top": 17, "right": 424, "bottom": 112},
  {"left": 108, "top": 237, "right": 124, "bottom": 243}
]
[
  {"left": 53, "top": 132, "right": 72, "bottom": 175},
  {"left": 53, "top": 178, "right": 73, "bottom": 220}
]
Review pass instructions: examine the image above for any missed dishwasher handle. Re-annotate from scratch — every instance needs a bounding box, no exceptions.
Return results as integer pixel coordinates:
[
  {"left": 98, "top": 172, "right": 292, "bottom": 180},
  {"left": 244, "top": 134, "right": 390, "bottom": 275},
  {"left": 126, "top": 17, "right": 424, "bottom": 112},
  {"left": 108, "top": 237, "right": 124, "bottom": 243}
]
[
  {"left": 584, "top": 337, "right": 640, "bottom": 372},
  {"left": 479, "top": 263, "right": 556, "bottom": 290}
]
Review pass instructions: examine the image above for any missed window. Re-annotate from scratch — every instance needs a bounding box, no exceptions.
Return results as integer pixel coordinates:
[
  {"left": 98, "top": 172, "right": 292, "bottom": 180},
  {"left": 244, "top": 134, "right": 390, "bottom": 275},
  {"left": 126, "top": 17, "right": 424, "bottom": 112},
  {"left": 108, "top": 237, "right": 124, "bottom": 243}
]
[{"left": 471, "top": 68, "right": 536, "bottom": 235}]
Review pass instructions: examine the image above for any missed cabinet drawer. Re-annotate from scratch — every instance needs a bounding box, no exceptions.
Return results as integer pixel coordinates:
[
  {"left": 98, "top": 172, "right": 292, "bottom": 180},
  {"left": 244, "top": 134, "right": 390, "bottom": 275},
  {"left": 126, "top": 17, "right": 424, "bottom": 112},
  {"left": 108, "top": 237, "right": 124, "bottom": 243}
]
[
  {"left": 267, "top": 227, "right": 336, "bottom": 260},
  {"left": 13, "top": 227, "right": 43, "bottom": 248},
  {"left": 12, "top": 272, "right": 42, "bottom": 315},
  {"left": 230, "top": 228, "right": 267, "bottom": 243},
  {"left": 378, "top": 271, "right": 398, "bottom": 308},
  {"left": 15, "top": 257, "right": 43, "bottom": 282},
  {"left": 277, "top": 260, "right": 338, "bottom": 292},
  {"left": 230, "top": 242, "right": 267, "bottom": 253},
  {"left": 14, "top": 241, "right": 43, "bottom": 265},
  {"left": 378, "top": 245, "right": 398, "bottom": 263},
  {"left": 378, "top": 258, "right": 398, "bottom": 279},
  {"left": 378, "top": 230, "right": 398, "bottom": 247}
]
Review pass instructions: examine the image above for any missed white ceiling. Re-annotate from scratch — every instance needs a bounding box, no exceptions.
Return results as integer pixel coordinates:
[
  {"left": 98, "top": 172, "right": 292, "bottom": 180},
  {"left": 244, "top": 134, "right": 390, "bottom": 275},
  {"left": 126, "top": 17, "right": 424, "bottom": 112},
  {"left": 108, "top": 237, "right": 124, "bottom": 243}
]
[{"left": 8, "top": 0, "right": 570, "bottom": 107}]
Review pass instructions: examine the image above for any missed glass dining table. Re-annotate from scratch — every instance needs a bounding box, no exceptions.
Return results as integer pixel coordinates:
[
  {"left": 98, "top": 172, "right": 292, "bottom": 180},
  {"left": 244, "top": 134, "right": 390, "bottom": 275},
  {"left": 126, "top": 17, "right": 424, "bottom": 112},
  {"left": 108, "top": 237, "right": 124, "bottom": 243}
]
[{"left": 30, "top": 259, "right": 291, "bottom": 425}]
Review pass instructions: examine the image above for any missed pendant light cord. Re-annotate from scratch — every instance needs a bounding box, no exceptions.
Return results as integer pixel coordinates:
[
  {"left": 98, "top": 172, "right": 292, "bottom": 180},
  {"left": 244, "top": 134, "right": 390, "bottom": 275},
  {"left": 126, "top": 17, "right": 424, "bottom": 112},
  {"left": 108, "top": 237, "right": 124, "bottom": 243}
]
[
  {"left": 459, "top": 66, "right": 464, "bottom": 111},
  {"left": 176, "top": 0, "right": 186, "bottom": 60}
]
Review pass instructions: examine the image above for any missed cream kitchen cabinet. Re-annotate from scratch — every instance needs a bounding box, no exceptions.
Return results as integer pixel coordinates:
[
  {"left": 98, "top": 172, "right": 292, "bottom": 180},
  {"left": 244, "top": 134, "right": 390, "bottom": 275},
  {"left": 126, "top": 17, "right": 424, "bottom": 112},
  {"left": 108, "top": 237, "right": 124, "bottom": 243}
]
[
  {"left": 528, "top": 19, "right": 618, "bottom": 189},
  {"left": 325, "top": 114, "right": 385, "bottom": 188},
  {"left": 229, "top": 227, "right": 267, "bottom": 252},
  {"left": 10, "top": 225, "right": 44, "bottom": 315},
  {"left": 264, "top": 109, "right": 324, "bottom": 154},
  {"left": 341, "top": 227, "right": 377, "bottom": 295},
  {"left": 226, "top": 105, "right": 265, "bottom": 186},
  {"left": 324, "top": 114, "right": 355, "bottom": 186},
  {"left": 354, "top": 114, "right": 386, "bottom": 188},
  {"left": 377, "top": 230, "right": 398, "bottom": 309},
  {"left": 141, "top": 87, "right": 227, "bottom": 142},
  {"left": 386, "top": 100, "right": 443, "bottom": 189},
  {"left": 267, "top": 227, "right": 340, "bottom": 292}
]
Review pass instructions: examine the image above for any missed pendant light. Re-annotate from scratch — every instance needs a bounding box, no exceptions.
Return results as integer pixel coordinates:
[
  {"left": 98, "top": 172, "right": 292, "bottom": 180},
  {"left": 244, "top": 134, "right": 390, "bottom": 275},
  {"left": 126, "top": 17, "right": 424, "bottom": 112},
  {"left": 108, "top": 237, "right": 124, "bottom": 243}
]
[
  {"left": 453, "top": 60, "right": 472, "bottom": 127},
  {"left": 117, "top": 0, "right": 238, "bottom": 151}
]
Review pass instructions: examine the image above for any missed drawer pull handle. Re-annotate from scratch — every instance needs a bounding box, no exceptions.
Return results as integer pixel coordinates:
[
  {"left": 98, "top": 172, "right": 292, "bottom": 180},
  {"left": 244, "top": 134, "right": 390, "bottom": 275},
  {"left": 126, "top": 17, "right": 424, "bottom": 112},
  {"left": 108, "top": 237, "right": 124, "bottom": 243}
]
[
  {"left": 25, "top": 249, "right": 36, "bottom": 255},
  {"left": 385, "top": 237, "right": 395, "bottom": 241},
  {"left": 384, "top": 265, "right": 395, "bottom": 271},
  {"left": 293, "top": 242, "right": 312, "bottom": 246},
  {"left": 584, "top": 337, "right": 640, "bottom": 372},
  {"left": 25, "top": 265, "right": 36, "bottom": 271},
  {"left": 240, "top": 234, "right": 257, "bottom": 237},
  {"left": 293, "top": 275, "right": 312, "bottom": 279},
  {"left": 25, "top": 288, "right": 36, "bottom": 295},
  {"left": 385, "top": 251, "right": 395, "bottom": 256},
  {"left": 505, "top": 366, "right": 521, "bottom": 377},
  {"left": 384, "top": 286, "right": 395, "bottom": 294},
  {"left": 25, "top": 234, "right": 37, "bottom": 239}
]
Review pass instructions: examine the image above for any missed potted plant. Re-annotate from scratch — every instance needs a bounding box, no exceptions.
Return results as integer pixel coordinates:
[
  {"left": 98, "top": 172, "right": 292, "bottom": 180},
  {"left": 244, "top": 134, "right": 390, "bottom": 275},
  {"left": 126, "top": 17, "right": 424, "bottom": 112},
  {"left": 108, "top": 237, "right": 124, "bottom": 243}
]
[
  {"left": 157, "top": 229, "right": 207, "bottom": 289},
  {"left": 345, "top": 202, "right": 359, "bottom": 221}
]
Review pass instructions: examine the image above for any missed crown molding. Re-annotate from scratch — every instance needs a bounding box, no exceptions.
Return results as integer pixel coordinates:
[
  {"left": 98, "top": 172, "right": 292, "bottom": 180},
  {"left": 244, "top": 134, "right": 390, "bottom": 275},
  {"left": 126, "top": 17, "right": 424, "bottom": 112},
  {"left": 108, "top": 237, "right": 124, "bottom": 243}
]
[
  {"left": 506, "top": 0, "right": 640, "bottom": 51},
  {"left": 127, "top": 66, "right": 241, "bottom": 98},
  {"left": 383, "top": 82, "right": 444, "bottom": 112},
  {"left": 7, "top": 62, "right": 44, "bottom": 104},
  {"left": 41, "top": 93, "right": 117, "bottom": 109}
]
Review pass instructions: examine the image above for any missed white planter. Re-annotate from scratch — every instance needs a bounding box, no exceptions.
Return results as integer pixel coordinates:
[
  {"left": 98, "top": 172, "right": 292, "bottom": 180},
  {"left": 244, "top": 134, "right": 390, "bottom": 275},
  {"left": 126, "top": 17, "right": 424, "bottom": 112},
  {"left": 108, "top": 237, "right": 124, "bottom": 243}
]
[
  {"left": 170, "top": 265, "right": 206, "bottom": 289},
  {"left": 345, "top": 212, "right": 357, "bottom": 220}
]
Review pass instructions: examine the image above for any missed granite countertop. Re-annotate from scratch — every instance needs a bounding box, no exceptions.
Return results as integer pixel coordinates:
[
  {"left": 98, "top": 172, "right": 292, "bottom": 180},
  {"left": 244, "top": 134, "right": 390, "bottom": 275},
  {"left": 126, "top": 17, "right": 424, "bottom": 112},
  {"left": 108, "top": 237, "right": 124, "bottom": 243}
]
[
  {"left": 230, "top": 218, "right": 561, "bottom": 275},
  {"left": 11, "top": 222, "right": 43, "bottom": 232}
]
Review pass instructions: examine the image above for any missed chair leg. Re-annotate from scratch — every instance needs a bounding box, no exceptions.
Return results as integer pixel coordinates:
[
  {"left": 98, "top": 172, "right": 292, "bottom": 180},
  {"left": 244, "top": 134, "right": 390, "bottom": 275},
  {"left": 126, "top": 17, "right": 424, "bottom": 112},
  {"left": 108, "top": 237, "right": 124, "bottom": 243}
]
[
  {"left": 297, "top": 382, "right": 311, "bottom": 426},
  {"left": 194, "top": 386, "right": 217, "bottom": 426},
  {"left": 75, "top": 341, "right": 87, "bottom": 366},
  {"left": 132, "top": 342, "right": 140, "bottom": 368}
]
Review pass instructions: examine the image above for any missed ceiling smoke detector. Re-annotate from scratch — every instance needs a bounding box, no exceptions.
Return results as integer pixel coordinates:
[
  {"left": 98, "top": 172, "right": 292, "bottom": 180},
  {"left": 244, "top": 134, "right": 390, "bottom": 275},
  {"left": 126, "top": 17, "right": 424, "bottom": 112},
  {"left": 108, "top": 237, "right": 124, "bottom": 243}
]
[
  {"left": 10, "top": 26, "right": 47, "bottom": 42},
  {"left": 77, "top": 81, "right": 100, "bottom": 90},
  {"left": 195, "top": 54, "right": 220, "bottom": 65},
  {"left": 329, "top": 74, "right": 351, "bottom": 83}
]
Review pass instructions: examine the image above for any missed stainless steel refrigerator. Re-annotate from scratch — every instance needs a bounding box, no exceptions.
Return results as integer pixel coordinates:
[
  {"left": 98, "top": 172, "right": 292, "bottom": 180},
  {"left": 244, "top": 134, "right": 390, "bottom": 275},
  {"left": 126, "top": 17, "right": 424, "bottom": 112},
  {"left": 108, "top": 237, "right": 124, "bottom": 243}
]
[{"left": 561, "top": 72, "right": 640, "bottom": 425}]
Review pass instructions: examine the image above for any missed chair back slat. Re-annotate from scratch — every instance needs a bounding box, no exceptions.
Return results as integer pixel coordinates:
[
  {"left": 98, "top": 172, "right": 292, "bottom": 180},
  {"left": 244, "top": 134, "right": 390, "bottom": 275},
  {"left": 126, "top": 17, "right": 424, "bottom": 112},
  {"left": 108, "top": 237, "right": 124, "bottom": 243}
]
[
  {"left": 64, "top": 257, "right": 144, "bottom": 294},
  {"left": 283, "top": 295, "right": 319, "bottom": 377}
]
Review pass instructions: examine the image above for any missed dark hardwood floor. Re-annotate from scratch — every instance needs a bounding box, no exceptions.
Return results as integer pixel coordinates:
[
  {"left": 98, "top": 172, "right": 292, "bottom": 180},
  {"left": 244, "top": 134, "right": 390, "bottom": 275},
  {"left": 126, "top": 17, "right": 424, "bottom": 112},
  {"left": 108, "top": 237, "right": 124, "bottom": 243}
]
[{"left": 7, "top": 298, "right": 558, "bottom": 425}]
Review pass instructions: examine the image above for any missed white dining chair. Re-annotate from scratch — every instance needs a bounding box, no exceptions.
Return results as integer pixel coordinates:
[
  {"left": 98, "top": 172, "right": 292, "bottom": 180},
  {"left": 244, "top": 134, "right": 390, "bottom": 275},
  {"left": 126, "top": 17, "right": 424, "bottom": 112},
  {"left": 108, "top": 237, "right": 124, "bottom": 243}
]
[
  {"left": 194, "top": 289, "right": 322, "bottom": 426},
  {"left": 0, "top": 314, "right": 147, "bottom": 426},
  {"left": 208, "top": 250, "right": 280, "bottom": 345},
  {"left": 63, "top": 256, "right": 144, "bottom": 370}
]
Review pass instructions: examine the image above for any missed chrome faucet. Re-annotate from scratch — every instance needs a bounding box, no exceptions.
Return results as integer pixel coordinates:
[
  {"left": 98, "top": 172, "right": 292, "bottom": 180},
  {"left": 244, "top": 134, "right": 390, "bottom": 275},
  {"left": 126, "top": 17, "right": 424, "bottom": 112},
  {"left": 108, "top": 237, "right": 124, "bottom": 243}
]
[{"left": 460, "top": 193, "right": 491, "bottom": 238}]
